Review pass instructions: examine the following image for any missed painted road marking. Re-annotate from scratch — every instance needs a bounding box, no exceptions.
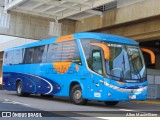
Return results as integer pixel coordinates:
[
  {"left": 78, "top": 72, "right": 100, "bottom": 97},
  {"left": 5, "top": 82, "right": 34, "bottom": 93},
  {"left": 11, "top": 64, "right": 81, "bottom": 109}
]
[
  {"left": 1, "top": 98, "right": 30, "bottom": 107},
  {"left": 119, "top": 109, "right": 134, "bottom": 111},
  {"left": 133, "top": 101, "right": 160, "bottom": 105}
]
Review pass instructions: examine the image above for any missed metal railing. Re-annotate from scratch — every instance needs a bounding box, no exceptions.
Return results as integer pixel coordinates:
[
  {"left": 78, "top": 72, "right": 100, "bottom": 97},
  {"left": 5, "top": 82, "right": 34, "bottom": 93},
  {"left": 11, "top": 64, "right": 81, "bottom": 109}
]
[
  {"left": 93, "top": 1, "right": 117, "bottom": 12},
  {"left": 147, "top": 74, "right": 160, "bottom": 99},
  {"left": 147, "top": 84, "right": 160, "bottom": 99}
]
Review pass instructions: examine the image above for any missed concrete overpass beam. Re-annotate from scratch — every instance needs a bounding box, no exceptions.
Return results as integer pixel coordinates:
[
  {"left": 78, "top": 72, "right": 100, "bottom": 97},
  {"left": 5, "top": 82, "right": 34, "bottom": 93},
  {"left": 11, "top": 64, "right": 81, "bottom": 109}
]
[{"left": 5, "top": 0, "right": 26, "bottom": 11}]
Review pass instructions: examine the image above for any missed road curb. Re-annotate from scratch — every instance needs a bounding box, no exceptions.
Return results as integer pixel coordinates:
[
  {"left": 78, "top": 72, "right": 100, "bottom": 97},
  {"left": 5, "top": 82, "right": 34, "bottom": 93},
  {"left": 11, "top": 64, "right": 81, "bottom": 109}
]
[{"left": 133, "top": 100, "right": 160, "bottom": 105}]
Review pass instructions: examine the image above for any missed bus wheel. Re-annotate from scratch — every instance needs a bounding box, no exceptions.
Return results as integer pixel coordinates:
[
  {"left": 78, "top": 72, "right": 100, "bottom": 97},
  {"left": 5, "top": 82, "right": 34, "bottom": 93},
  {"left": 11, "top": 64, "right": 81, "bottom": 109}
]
[
  {"left": 70, "top": 84, "right": 87, "bottom": 105},
  {"left": 104, "top": 101, "right": 119, "bottom": 106},
  {"left": 16, "top": 81, "right": 29, "bottom": 97}
]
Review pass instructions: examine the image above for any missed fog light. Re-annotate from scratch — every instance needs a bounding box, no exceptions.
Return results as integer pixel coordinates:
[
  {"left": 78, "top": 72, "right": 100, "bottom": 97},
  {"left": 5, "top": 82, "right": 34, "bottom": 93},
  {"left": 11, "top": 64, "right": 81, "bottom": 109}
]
[{"left": 108, "top": 93, "right": 112, "bottom": 96}]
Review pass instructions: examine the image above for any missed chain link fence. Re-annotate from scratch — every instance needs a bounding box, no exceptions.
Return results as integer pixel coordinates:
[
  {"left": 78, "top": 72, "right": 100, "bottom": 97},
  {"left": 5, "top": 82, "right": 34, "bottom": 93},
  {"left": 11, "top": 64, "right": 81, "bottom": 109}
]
[
  {"left": 147, "top": 84, "right": 160, "bottom": 99},
  {"left": 147, "top": 74, "right": 160, "bottom": 99}
]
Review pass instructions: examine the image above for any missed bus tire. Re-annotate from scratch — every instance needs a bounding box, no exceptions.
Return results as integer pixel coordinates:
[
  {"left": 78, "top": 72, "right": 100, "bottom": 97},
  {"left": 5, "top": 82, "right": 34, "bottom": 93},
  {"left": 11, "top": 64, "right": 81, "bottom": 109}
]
[
  {"left": 70, "top": 84, "right": 87, "bottom": 105},
  {"left": 16, "top": 81, "right": 29, "bottom": 97},
  {"left": 104, "top": 101, "right": 119, "bottom": 106}
]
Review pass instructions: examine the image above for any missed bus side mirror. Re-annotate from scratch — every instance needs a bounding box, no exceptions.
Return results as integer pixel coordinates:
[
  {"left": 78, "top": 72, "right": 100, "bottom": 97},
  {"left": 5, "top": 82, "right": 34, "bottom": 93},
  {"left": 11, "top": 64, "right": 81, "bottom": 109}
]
[
  {"left": 90, "top": 42, "right": 110, "bottom": 60},
  {"left": 92, "top": 50, "right": 103, "bottom": 74},
  {"left": 141, "top": 48, "right": 155, "bottom": 64}
]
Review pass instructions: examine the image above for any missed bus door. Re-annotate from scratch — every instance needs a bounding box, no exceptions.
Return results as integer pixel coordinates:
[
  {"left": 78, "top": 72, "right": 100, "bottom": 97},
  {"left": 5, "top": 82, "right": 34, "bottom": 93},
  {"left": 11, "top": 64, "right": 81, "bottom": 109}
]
[{"left": 87, "top": 49, "right": 105, "bottom": 100}]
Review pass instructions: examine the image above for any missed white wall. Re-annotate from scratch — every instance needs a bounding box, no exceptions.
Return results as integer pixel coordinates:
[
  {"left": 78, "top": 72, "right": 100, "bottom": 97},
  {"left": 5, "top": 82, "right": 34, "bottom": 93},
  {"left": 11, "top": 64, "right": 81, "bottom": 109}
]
[{"left": 0, "top": 37, "right": 38, "bottom": 52}]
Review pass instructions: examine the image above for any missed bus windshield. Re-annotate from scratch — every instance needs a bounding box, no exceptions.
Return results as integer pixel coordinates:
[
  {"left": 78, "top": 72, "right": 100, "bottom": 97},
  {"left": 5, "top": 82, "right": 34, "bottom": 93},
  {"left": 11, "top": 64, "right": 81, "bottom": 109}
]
[{"left": 105, "top": 43, "right": 146, "bottom": 81}]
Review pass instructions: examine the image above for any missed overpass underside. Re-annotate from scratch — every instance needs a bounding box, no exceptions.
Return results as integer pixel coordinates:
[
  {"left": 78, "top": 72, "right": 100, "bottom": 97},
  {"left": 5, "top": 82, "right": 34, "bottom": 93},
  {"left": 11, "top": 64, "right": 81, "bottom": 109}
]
[{"left": 0, "top": 0, "right": 160, "bottom": 41}]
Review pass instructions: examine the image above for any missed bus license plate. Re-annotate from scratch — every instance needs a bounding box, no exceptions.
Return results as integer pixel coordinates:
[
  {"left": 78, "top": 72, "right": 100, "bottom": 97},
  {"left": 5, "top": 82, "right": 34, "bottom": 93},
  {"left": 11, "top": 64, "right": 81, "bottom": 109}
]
[{"left": 129, "top": 95, "right": 136, "bottom": 99}]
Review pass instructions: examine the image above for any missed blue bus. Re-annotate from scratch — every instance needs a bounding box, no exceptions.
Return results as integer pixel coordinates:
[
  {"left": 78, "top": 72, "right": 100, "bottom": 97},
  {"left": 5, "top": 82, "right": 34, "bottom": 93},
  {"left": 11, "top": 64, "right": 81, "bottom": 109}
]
[{"left": 2, "top": 32, "right": 148, "bottom": 106}]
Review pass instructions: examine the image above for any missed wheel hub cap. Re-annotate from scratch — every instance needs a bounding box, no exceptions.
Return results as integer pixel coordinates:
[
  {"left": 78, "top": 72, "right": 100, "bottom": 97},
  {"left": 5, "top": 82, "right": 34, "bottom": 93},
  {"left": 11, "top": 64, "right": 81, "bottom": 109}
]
[{"left": 74, "top": 90, "right": 81, "bottom": 100}]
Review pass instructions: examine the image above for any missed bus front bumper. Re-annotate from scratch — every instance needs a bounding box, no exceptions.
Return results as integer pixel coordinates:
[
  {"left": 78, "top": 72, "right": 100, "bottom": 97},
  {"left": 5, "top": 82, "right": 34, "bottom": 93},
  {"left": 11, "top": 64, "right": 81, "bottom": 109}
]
[{"left": 102, "top": 86, "right": 148, "bottom": 101}]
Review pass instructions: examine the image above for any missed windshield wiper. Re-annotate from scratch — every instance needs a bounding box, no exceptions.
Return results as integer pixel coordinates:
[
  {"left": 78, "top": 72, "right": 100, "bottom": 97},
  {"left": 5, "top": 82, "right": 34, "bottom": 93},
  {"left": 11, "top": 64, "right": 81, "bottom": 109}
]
[
  {"left": 130, "top": 56, "right": 142, "bottom": 79},
  {"left": 120, "top": 71, "right": 124, "bottom": 82},
  {"left": 120, "top": 55, "right": 126, "bottom": 81},
  {"left": 122, "top": 55, "right": 125, "bottom": 70},
  {"left": 133, "top": 62, "right": 141, "bottom": 79}
]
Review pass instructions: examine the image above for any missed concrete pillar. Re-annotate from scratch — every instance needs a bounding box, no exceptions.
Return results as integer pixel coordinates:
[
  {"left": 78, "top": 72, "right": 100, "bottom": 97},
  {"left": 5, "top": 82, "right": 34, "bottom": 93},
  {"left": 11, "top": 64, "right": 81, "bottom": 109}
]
[{"left": 0, "top": 11, "right": 76, "bottom": 40}]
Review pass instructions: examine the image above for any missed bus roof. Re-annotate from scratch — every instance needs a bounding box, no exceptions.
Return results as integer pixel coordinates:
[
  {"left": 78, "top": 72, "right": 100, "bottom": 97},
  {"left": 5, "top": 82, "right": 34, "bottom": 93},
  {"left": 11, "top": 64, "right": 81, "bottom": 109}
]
[
  {"left": 6, "top": 32, "right": 138, "bottom": 51},
  {"left": 74, "top": 32, "right": 138, "bottom": 45}
]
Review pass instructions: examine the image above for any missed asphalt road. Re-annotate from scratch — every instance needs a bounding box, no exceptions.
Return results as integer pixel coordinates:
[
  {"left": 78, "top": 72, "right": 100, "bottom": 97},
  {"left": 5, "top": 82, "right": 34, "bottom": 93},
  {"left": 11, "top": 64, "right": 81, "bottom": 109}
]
[{"left": 0, "top": 90, "right": 160, "bottom": 120}]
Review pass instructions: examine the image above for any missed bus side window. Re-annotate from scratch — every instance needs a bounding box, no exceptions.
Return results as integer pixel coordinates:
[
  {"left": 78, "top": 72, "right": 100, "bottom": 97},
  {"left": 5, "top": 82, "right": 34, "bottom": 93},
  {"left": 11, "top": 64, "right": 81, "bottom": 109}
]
[
  {"left": 61, "top": 40, "right": 82, "bottom": 65},
  {"left": 42, "top": 45, "right": 48, "bottom": 62},
  {"left": 7, "top": 51, "right": 13, "bottom": 65},
  {"left": 80, "top": 39, "right": 102, "bottom": 74},
  {"left": 3, "top": 52, "right": 8, "bottom": 65},
  {"left": 47, "top": 43, "right": 62, "bottom": 62},
  {"left": 46, "top": 41, "right": 82, "bottom": 65},
  {"left": 33, "top": 46, "right": 45, "bottom": 63},
  {"left": 73, "top": 41, "right": 82, "bottom": 65},
  {"left": 12, "top": 49, "right": 23, "bottom": 64},
  {"left": 23, "top": 48, "right": 34, "bottom": 64}
]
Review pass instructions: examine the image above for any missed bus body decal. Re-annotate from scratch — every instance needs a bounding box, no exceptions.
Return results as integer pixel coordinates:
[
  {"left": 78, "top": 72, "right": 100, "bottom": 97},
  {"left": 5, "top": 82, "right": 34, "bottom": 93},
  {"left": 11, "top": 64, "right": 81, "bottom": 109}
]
[
  {"left": 90, "top": 42, "right": 110, "bottom": 60},
  {"left": 52, "top": 61, "right": 72, "bottom": 74},
  {"left": 3, "top": 72, "right": 61, "bottom": 95},
  {"left": 27, "top": 73, "right": 53, "bottom": 95},
  {"left": 56, "top": 34, "right": 74, "bottom": 43}
]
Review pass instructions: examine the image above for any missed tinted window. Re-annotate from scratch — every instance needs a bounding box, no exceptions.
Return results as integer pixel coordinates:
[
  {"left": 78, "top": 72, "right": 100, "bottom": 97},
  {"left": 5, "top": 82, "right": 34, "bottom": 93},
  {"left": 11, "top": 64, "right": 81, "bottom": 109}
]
[
  {"left": 42, "top": 45, "right": 48, "bottom": 62},
  {"left": 47, "top": 42, "right": 62, "bottom": 62},
  {"left": 80, "top": 39, "right": 101, "bottom": 70},
  {"left": 12, "top": 49, "right": 23, "bottom": 64},
  {"left": 61, "top": 41, "right": 81, "bottom": 64},
  {"left": 33, "top": 46, "right": 45, "bottom": 63},
  {"left": 47, "top": 40, "right": 81, "bottom": 65},
  {"left": 3, "top": 51, "right": 14, "bottom": 65},
  {"left": 23, "top": 45, "right": 45, "bottom": 64},
  {"left": 23, "top": 48, "right": 34, "bottom": 64},
  {"left": 3, "top": 52, "right": 8, "bottom": 65}
]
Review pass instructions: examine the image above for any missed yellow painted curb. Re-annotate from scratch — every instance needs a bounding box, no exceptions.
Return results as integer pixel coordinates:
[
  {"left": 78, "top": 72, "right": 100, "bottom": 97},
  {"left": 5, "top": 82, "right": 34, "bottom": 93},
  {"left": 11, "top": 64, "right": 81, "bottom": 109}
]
[{"left": 133, "top": 100, "right": 160, "bottom": 105}]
